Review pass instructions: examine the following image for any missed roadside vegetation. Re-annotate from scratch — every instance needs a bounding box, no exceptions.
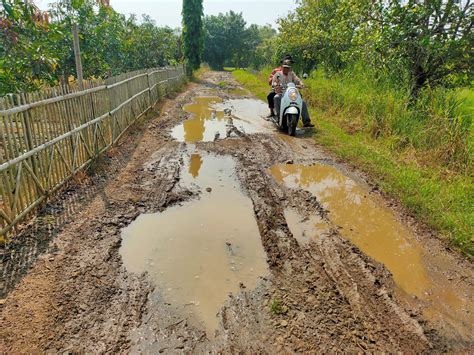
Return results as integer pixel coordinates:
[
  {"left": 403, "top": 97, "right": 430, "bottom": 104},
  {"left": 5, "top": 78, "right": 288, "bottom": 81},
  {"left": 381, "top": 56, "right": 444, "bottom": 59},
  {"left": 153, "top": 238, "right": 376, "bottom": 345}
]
[{"left": 0, "top": 0, "right": 183, "bottom": 95}]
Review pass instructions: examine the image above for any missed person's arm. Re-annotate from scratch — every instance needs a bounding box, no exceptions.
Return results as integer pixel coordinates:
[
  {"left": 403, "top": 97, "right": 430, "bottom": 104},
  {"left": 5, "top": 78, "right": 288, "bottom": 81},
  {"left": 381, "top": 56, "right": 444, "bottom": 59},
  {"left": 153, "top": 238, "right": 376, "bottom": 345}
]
[
  {"left": 292, "top": 73, "right": 304, "bottom": 88},
  {"left": 268, "top": 69, "right": 276, "bottom": 85},
  {"left": 272, "top": 72, "right": 283, "bottom": 93},
  {"left": 268, "top": 68, "right": 279, "bottom": 85}
]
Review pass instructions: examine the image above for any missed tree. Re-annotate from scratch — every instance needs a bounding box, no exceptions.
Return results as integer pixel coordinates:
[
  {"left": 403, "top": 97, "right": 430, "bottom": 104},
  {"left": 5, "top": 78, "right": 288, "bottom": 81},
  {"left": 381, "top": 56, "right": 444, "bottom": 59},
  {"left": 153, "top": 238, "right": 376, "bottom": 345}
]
[
  {"left": 246, "top": 24, "right": 277, "bottom": 69},
  {"left": 378, "top": 0, "right": 473, "bottom": 96},
  {"left": 1, "top": 0, "right": 60, "bottom": 93},
  {"left": 278, "top": 0, "right": 473, "bottom": 97},
  {"left": 182, "top": 0, "right": 203, "bottom": 73},
  {"left": 202, "top": 11, "right": 248, "bottom": 69},
  {"left": 0, "top": 0, "right": 182, "bottom": 95}
]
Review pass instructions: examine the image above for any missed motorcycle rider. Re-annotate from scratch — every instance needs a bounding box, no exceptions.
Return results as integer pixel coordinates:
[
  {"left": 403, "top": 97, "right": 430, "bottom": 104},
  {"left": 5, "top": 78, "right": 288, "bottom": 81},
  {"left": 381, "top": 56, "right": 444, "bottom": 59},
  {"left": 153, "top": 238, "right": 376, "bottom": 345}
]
[
  {"left": 266, "top": 54, "right": 294, "bottom": 118},
  {"left": 272, "top": 60, "right": 314, "bottom": 128}
]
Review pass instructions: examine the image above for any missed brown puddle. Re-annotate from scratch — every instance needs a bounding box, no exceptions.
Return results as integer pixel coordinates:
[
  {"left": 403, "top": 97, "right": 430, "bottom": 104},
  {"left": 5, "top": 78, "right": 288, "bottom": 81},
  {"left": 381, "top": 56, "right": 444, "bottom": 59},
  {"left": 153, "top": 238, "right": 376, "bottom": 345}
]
[
  {"left": 171, "top": 96, "right": 267, "bottom": 143},
  {"left": 270, "top": 163, "right": 473, "bottom": 336},
  {"left": 214, "top": 98, "right": 269, "bottom": 124},
  {"left": 284, "top": 208, "right": 331, "bottom": 245},
  {"left": 120, "top": 153, "right": 267, "bottom": 336}
]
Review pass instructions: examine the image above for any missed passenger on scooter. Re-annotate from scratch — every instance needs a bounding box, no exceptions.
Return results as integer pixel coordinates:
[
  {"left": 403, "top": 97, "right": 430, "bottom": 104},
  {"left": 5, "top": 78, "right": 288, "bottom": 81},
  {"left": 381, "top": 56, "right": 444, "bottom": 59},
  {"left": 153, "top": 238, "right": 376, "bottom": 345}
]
[
  {"left": 266, "top": 54, "right": 294, "bottom": 118},
  {"left": 272, "top": 60, "right": 314, "bottom": 128}
]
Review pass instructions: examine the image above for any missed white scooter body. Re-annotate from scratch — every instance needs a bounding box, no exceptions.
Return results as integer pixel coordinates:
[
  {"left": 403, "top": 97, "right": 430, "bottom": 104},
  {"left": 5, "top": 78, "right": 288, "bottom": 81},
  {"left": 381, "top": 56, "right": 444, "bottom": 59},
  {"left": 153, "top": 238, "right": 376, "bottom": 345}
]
[
  {"left": 273, "top": 82, "right": 303, "bottom": 136},
  {"left": 279, "top": 82, "right": 303, "bottom": 125}
]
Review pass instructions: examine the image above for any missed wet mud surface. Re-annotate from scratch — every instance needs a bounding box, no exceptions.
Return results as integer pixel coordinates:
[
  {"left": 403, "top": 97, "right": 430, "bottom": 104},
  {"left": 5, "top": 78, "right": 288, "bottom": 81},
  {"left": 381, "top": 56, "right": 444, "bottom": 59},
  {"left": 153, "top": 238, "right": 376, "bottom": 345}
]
[{"left": 1, "top": 71, "right": 473, "bottom": 352}]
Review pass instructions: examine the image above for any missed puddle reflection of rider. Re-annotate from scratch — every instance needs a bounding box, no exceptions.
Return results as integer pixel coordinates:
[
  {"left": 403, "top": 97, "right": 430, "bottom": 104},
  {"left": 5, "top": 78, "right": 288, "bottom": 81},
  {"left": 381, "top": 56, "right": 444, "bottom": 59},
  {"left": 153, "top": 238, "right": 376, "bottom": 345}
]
[{"left": 272, "top": 60, "right": 314, "bottom": 128}]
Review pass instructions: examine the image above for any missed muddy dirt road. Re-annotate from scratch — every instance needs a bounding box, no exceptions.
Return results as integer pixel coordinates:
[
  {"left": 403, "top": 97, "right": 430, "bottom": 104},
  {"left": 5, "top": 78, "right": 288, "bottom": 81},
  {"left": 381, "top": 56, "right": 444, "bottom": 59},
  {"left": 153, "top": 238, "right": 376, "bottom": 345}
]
[{"left": 1, "top": 71, "right": 473, "bottom": 352}]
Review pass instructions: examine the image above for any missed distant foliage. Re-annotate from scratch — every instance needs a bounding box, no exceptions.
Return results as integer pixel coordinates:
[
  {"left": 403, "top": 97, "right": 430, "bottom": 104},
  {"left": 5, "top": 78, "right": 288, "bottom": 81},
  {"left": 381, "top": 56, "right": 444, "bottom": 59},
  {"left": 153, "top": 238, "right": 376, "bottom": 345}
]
[
  {"left": 182, "top": 0, "right": 204, "bottom": 72},
  {"left": 0, "top": 0, "right": 182, "bottom": 95},
  {"left": 202, "top": 11, "right": 277, "bottom": 70}
]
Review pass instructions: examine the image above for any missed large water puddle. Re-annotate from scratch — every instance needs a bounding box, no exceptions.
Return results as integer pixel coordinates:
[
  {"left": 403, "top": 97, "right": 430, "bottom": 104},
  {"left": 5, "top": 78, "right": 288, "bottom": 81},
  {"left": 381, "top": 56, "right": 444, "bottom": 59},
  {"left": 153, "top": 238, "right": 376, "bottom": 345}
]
[
  {"left": 270, "top": 163, "right": 472, "bottom": 332},
  {"left": 171, "top": 96, "right": 267, "bottom": 143},
  {"left": 120, "top": 153, "right": 267, "bottom": 335}
]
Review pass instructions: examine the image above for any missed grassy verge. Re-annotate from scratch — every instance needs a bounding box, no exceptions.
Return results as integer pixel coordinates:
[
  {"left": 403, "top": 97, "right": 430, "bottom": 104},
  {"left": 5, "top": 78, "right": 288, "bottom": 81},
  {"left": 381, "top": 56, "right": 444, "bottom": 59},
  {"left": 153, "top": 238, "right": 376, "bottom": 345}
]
[
  {"left": 233, "top": 69, "right": 473, "bottom": 256},
  {"left": 193, "top": 65, "right": 211, "bottom": 79}
]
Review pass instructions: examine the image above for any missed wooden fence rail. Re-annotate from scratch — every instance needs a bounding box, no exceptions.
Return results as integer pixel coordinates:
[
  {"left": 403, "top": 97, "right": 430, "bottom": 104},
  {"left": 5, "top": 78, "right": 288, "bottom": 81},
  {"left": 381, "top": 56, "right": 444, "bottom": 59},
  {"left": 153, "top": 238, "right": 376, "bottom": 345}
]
[{"left": 0, "top": 64, "right": 186, "bottom": 239}]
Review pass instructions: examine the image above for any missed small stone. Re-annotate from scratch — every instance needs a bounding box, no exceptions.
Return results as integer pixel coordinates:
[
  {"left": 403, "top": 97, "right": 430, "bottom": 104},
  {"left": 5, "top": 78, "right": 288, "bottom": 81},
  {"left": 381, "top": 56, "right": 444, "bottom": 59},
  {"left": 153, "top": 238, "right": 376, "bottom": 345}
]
[
  {"left": 206, "top": 187, "right": 212, "bottom": 193},
  {"left": 296, "top": 312, "right": 306, "bottom": 321},
  {"left": 306, "top": 295, "right": 316, "bottom": 303},
  {"left": 280, "top": 320, "right": 288, "bottom": 327}
]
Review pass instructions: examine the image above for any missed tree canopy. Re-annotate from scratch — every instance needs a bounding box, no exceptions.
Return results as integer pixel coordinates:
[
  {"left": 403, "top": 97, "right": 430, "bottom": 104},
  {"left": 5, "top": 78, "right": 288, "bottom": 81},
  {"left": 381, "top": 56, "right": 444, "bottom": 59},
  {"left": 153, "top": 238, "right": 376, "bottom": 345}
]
[
  {"left": 0, "top": 0, "right": 182, "bottom": 95},
  {"left": 1, "top": 0, "right": 471, "bottom": 97},
  {"left": 202, "top": 11, "right": 277, "bottom": 70},
  {"left": 277, "top": 0, "right": 473, "bottom": 96}
]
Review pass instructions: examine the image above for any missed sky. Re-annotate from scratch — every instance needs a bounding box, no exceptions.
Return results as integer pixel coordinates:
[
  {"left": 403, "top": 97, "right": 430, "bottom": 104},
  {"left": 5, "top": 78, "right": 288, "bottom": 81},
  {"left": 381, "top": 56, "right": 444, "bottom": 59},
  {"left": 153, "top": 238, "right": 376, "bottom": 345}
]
[{"left": 36, "top": 0, "right": 299, "bottom": 28}]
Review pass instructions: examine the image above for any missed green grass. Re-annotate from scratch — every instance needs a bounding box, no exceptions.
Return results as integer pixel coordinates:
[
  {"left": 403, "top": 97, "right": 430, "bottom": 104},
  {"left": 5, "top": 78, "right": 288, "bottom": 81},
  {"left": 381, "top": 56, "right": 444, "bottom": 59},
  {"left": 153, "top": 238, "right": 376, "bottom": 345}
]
[
  {"left": 269, "top": 298, "right": 283, "bottom": 315},
  {"left": 233, "top": 69, "right": 473, "bottom": 256}
]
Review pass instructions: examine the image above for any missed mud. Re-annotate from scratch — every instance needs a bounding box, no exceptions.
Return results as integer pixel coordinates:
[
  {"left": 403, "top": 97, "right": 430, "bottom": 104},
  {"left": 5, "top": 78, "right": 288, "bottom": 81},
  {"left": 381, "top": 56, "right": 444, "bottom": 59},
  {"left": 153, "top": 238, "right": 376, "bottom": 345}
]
[
  {"left": 270, "top": 162, "right": 474, "bottom": 344},
  {"left": 120, "top": 152, "right": 267, "bottom": 336},
  {"left": 270, "top": 163, "right": 429, "bottom": 297},
  {"left": 1, "top": 71, "right": 473, "bottom": 353}
]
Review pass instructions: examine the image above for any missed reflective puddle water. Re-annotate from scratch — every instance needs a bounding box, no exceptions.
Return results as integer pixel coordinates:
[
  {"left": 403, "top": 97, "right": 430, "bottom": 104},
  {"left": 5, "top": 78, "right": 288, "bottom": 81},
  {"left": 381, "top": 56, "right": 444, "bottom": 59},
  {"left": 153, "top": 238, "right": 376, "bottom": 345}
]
[
  {"left": 214, "top": 98, "right": 268, "bottom": 124},
  {"left": 270, "top": 163, "right": 472, "bottom": 332},
  {"left": 284, "top": 208, "right": 331, "bottom": 245},
  {"left": 120, "top": 153, "right": 267, "bottom": 335},
  {"left": 171, "top": 96, "right": 267, "bottom": 142}
]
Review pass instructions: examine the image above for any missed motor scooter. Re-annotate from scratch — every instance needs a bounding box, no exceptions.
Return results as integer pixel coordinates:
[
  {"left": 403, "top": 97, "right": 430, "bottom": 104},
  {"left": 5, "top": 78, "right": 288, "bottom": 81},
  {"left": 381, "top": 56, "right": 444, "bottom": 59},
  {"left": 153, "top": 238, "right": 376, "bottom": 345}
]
[{"left": 271, "top": 82, "right": 303, "bottom": 136}]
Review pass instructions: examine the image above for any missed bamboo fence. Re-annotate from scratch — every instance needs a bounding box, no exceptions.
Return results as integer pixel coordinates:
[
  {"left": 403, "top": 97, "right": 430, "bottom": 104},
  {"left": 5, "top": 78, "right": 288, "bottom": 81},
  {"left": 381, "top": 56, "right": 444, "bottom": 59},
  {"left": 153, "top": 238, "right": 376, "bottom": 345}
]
[{"left": 0, "top": 64, "right": 186, "bottom": 240}]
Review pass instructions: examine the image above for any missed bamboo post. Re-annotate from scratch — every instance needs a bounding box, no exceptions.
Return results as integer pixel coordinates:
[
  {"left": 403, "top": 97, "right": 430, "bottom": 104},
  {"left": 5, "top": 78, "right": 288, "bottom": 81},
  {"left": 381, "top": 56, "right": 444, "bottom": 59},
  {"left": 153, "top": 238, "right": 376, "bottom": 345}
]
[
  {"left": 146, "top": 70, "right": 152, "bottom": 110},
  {"left": 72, "top": 23, "right": 84, "bottom": 90},
  {"left": 20, "top": 94, "right": 40, "bottom": 197}
]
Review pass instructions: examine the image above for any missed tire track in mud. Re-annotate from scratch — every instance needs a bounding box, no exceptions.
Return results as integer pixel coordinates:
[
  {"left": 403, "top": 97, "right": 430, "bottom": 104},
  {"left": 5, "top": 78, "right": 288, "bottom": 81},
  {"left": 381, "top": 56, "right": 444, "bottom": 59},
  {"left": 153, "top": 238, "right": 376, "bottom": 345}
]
[
  {"left": 1, "top": 71, "right": 472, "bottom": 353},
  {"left": 204, "top": 136, "right": 429, "bottom": 352}
]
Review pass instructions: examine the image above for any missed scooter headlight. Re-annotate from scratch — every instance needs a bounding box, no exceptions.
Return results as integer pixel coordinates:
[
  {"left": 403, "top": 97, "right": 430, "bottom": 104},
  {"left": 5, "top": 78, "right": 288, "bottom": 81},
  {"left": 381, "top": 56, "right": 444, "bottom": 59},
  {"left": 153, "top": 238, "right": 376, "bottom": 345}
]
[{"left": 288, "top": 89, "right": 299, "bottom": 101}]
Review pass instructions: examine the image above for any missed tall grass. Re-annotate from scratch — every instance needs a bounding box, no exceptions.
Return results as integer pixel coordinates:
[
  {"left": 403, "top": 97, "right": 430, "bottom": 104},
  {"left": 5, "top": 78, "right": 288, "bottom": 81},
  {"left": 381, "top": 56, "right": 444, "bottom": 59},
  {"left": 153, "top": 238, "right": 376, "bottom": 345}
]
[{"left": 304, "top": 68, "right": 473, "bottom": 173}]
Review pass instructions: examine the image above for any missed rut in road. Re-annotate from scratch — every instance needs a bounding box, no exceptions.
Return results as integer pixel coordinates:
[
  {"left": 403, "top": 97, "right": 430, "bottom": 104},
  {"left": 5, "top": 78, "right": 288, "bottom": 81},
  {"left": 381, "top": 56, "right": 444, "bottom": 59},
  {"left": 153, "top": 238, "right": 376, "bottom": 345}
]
[{"left": 1, "top": 71, "right": 472, "bottom": 353}]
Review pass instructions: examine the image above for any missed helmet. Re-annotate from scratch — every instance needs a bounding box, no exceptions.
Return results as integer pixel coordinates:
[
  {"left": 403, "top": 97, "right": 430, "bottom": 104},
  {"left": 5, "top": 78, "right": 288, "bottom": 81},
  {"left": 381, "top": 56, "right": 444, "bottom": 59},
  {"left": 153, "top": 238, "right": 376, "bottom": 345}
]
[
  {"left": 282, "top": 59, "right": 292, "bottom": 68},
  {"left": 280, "top": 54, "right": 295, "bottom": 64}
]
